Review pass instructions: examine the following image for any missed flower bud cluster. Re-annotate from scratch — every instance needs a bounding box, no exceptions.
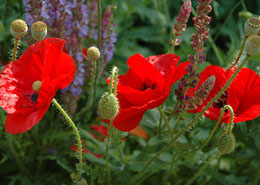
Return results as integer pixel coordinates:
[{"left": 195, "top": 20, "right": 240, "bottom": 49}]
[
  {"left": 172, "top": 0, "right": 191, "bottom": 38},
  {"left": 187, "top": 75, "right": 215, "bottom": 109},
  {"left": 192, "top": 0, "right": 212, "bottom": 51}
]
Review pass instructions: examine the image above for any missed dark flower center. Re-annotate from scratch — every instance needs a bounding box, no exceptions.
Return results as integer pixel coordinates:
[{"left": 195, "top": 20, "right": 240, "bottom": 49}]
[
  {"left": 140, "top": 80, "right": 158, "bottom": 91},
  {"left": 213, "top": 91, "right": 228, "bottom": 109},
  {"left": 31, "top": 93, "right": 38, "bottom": 102}
]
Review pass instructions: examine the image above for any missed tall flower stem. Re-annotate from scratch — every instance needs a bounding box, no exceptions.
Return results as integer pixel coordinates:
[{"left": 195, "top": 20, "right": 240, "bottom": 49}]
[
  {"left": 7, "top": 134, "right": 33, "bottom": 180},
  {"left": 158, "top": 106, "right": 173, "bottom": 139},
  {"left": 227, "top": 37, "right": 247, "bottom": 70},
  {"left": 254, "top": 151, "right": 260, "bottom": 185},
  {"left": 97, "top": 0, "right": 102, "bottom": 50},
  {"left": 52, "top": 98, "right": 82, "bottom": 185},
  {"left": 12, "top": 39, "right": 19, "bottom": 61},
  {"left": 106, "top": 119, "right": 113, "bottom": 185},
  {"left": 137, "top": 106, "right": 233, "bottom": 184},
  {"left": 77, "top": 60, "right": 97, "bottom": 117},
  {"left": 128, "top": 56, "right": 249, "bottom": 185},
  {"left": 184, "top": 153, "right": 220, "bottom": 185},
  {"left": 105, "top": 66, "right": 118, "bottom": 185}
]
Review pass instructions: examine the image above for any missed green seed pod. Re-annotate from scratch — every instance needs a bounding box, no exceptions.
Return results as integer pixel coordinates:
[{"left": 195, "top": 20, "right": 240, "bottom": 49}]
[
  {"left": 244, "top": 17, "right": 260, "bottom": 37},
  {"left": 217, "top": 132, "right": 236, "bottom": 155},
  {"left": 32, "top": 80, "right": 42, "bottom": 92},
  {"left": 245, "top": 35, "right": 260, "bottom": 56},
  {"left": 98, "top": 92, "right": 119, "bottom": 119},
  {"left": 31, "top": 21, "right": 47, "bottom": 41},
  {"left": 10, "top": 19, "right": 28, "bottom": 39}
]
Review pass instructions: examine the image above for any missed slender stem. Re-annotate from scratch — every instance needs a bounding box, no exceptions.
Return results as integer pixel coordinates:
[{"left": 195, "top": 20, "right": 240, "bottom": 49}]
[
  {"left": 7, "top": 134, "right": 33, "bottom": 180},
  {"left": 52, "top": 98, "right": 82, "bottom": 185},
  {"left": 158, "top": 106, "right": 173, "bottom": 139},
  {"left": 254, "top": 152, "right": 260, "bottom": 185},
  {"left": 184, "top": 153, "right": 220, "bottom": 185},
  {"left": 12, "top": 39, "right": 19, "bottom": 61},
  {"left": 213, "top": 1, "right": 242, "bottom": 42},
  {"left": 77, "top": 60, "right": 97, "bottom": 117},
  {"left": 227, "top": 37, "right": 247, "bottom": 70},
  {"left": 128, "top": 56, "right": 249, "bottom": 185},
  {"left": 113, "top": 67, "right": 118, "bottom": 95},
  {"left": 106, "top": 119, "right": 113, "bottom": 185},
  {"left": 97, "top": 0, "right": 101, "bottom": 50}
]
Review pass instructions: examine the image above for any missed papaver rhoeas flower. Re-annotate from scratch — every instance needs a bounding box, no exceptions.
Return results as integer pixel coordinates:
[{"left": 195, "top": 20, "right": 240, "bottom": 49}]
[
  {"left": 109, "top": 53, "right": 189, "bottom": 131},
  {"left": 187, "top": 65, "right": 260, "bottom": 123},
  {"left": 0, "top": 38, "right": 75, "bottom": 134}
]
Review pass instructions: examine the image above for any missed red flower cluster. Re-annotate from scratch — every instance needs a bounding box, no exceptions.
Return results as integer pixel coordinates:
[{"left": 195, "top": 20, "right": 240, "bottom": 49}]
[
  {"left": 0, "top": 38, "right": 75, "bottom": 134},
  {"left": 110, "top": 53, "right": 188, "bottom": 131},
  {"left": 187, "top": 65, "right": 260, "bottom": 123}
]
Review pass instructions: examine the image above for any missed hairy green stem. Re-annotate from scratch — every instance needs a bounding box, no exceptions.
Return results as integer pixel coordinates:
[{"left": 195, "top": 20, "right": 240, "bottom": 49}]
[
  {"left": 137, "top": 105, "right": 233, "bottom": 184},
  {"left": 106, "top": 119, "right": 113, "bottom": 185},
  {"left": 254, "top": 152, "right": 260, "bottom": 185},
  {"left": 109, "top": 67, "right": 118, "bottom": 95},
  {"left": 8, "top": 134, "right": 33, "bottom": 180},
  {"left": 97, "top": 0, "right": 101, "bottom": 50},
  {"left": 158, "top": 106, "right": 173, "bottom": 139},
  {"left": 227, "top": 37, "right": 247, "bottom": 70},
  {"left": 12, "top": 39, "right": 19, "bottom": 61},
  {"left": 77, "top": 60, "right": 97, "bottom": 117},
  {"left": 113, "top": 67, "right": 118, "bottom": 96},
  {"left": 52, "top": 98, "right": 82, "bottom": 185},
  {"left": 185, "top": 153, "right": 220, "bottom": 185}
]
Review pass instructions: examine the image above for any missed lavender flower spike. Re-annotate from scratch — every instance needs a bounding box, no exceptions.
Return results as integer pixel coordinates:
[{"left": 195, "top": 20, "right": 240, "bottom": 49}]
[{"left": 171, "top": 0, "right": 191, "bottom": 46}]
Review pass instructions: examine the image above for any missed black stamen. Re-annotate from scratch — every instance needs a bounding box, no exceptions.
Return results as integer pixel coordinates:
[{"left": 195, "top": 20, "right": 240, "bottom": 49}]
[{"left": 31, "top": 93, "right": 38, "bottom": 102}]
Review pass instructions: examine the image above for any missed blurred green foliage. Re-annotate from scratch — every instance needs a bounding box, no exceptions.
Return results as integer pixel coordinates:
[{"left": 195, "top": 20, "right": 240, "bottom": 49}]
[{"left": 1, "top": 0, "right": 260, "bottom": 185}]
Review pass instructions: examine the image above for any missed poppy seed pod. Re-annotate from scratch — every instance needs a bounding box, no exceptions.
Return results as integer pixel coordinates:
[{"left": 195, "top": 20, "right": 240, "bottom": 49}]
[
  {"left": 31, "top": 21, "right": 47, "bottom": 41},
  {"left": 217, "top": 132, "right": 236, "bottom": 155},
  {"left": 244, "top": 17, "right": 260, "bottom": 37},
  {"left": 10, "top": 19, "right": 28, "bottom": 39},
  {"left": 245, "top": 35, "right": 260, "bottom": 56},
  {"left": 87, "top": 46, "right": 100, "bottom": 61},
  {"left": 98, "top": 92, "right": 119, "bottom": 119},
  {"left": 32, "top": 81, "right": 42, "bottom": 92}
]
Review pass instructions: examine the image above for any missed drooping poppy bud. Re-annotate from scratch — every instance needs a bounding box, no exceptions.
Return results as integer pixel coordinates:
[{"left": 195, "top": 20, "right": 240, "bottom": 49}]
[
  {"left": 31, "top": 21, "right": 47, "bottom": 41},
  {"left": 10, "top": 19, "right": 28, "bottom": 39},
  {"left": 217, "top": 132, "right": 236, "bottom": 155},
  {"left": 98, "top": 92, "right": 119, "bottom": 119}
]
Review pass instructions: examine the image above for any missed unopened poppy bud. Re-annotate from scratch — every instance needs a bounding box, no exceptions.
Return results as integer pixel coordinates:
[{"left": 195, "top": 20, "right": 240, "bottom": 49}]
[
  {"left": 10, "top": 19, "right": 28, "bottom": 39},
  {"left": 87, "top": 46, "right": 100, "bottom": 61},
  {"left": 245, "top": 35, "right": 260, "bottom": 56},
  {"left": 217, "top": 132, "right": 236, "bottom": 155},
  {"left": 31, "top": 21, "right": 47, "bottom": 41},
  {"left": 32, "top": 80, "right": 42, "bottom": 92},
  {"left": 244, "top": 17, "right": 260, "bottom": 37},
  {"left": 98, "top": 92, "right": 119, "bottom": 119}
]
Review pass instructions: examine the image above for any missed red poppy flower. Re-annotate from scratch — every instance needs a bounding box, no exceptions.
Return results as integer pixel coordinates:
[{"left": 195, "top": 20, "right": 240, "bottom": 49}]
[
  {"left": 187, "top": 65, "right": 260, "bottom": 123},
  {"left": 0, "top": 38, "right": 75, "bottom": 134},
  {"left": 109, "top": 53, "right": 189, "bottom": 131}
]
